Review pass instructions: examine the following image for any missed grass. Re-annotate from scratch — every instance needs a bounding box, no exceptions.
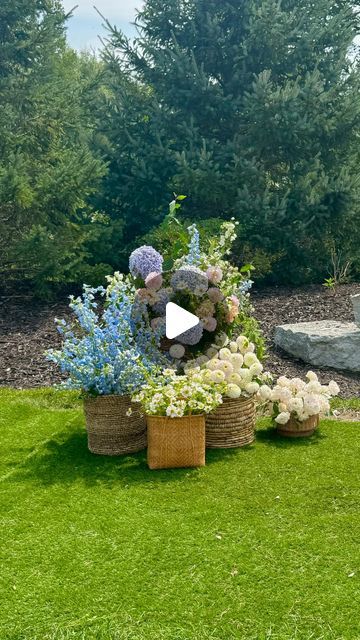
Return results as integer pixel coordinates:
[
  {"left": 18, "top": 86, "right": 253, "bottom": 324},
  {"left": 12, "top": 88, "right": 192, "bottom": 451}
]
[{"left": 1, "top": 388, "right": 360, "bottom": 640}]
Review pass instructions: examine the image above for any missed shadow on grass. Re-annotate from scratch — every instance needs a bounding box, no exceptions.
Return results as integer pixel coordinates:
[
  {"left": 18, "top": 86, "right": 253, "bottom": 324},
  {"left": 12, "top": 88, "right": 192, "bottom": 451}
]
[
  {"left": 256, "top": 426, "right": 327, "bottom": 448},
  {"left": 8, "top": 421, "right": 250, "bottom": 488}
]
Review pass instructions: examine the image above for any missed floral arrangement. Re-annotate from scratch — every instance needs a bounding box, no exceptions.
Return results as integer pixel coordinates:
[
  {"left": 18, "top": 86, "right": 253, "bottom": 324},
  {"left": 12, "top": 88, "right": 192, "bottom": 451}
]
[
  {"left": 132, "top": 367, "right": 225, "bottom": 417},
  {"left": 128, "top": 205, "right": 262, "bottom": 366},
  {"left": 46, "top": 273, "right": 163, "bottom": 396},
  {"left": 259, "top": 372, "right": 340, "bottom": 425},
  {"left": 200, "top": 335, "right": 270, "bottom": 399}
]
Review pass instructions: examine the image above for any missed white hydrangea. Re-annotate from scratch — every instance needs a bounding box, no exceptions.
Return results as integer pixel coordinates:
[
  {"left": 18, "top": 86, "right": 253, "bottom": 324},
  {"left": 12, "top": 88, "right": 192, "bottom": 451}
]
[
  {"left": 275, "top": 411, "right": 290, "bottom": 425},
  {"left": 259, "top": 385, "right": 272, "bottom": 401}
]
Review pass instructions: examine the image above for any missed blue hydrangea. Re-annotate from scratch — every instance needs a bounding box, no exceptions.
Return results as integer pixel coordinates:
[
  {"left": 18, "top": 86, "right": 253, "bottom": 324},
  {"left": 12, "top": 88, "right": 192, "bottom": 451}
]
[
  {"left": 170, "top": 265, "right": 208, "bottom": 295},
  {"left": 151, "top": 288, "right": 172, "bottom": 315},
  {"left": 129, "top": 245, "right": 163, "bottom": 280},
  {"left": 177, "top": 322, "right": 203, "bottom": 346}
]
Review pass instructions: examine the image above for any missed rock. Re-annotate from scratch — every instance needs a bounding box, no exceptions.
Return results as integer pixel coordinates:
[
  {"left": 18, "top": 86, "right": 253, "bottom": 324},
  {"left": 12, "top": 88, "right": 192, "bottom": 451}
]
[
  {"left": 274, "top": 321, "right": 360, "bottom": 373},
  {"left": 351, "top": 294, "right": 360, "bottom": 327}
]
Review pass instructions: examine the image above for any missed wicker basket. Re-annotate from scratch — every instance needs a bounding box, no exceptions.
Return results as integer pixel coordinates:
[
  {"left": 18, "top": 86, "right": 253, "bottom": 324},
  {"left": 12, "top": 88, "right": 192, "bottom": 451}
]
[
  {"left": 276, "top": 414, "right": 319, "bottom": 438},
  {"left": 205, "top": 396, "right": 256, "bottom": 448},
  {"left": 84, "top": 395, "right": 147, "bottom": 455},
  {"left": 146, "top": 414, "right": 205, "bottom": 469}
]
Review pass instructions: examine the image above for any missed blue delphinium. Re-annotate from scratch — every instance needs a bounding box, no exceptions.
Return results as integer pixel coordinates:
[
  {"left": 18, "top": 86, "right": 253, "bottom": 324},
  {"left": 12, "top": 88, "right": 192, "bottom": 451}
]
[
  {"left": 129, "top": 246, "right": 163, "bottom": 280},
  {"left": 186, "top": 224, "right": 201, "bottom": 267},
  {"left": 239, "top": 279, "right": 254, "bottom": 295},
  {"left": 46, "top": 273, "right": 162, "bottom": 396}
]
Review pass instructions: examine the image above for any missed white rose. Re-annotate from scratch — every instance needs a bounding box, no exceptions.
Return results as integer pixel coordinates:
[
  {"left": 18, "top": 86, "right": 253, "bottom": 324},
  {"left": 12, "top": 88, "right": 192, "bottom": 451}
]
[
  {"left": 226, "top": 383, "right": 241, "bottom": 399},
  {"left": 275, "top": 411, "right": 290, "bottom": 425},
  {"left": 217, "top": 360, "right": 234, "bottom": 376},
  {"left": 243, "top": 352, "right": 258, "bottom": 367},
  {"left": 229, "top": 341, "right": 238, "bottom": 353},
  {"left": 249, "top": 362, "right": 263, "bottom": 376},
  {"left": 306, "top": 371, "right": 318, "bottom": 382},
  {"left": 245, "top": 382, "right": 260, "bottom": 395},
  {"left": 206, "top": 347, "right": 218, "bottom": 359},
  {"left": 206, "top": 359, "right": 220, "bottom": 371},
  {"left": 219, "top": 348, "right": 232, "bottom": 361},
  {"left": 228, "top": 373, "right": 242, "bottom": 386},
  {"left": 259, "top": 385, "right": 272, "bottom": 401},
  {"left": 211, "top": 369, "right": 226, "bottom": 383},
  {"left": 230, "top": 353, "right": 244, "bottom": 370}
]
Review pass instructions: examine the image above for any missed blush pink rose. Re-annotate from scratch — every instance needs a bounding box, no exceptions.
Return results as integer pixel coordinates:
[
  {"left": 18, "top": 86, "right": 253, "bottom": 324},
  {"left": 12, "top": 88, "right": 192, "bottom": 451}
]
[
  {"left": 206, "top": 266, "right": 223, "bottom": 284},
  {"left": 207, "top": 287, "right": 224, "bottom": 303},
  {"left": 145, "top": 272, "right": 163, "bottom": 290}
]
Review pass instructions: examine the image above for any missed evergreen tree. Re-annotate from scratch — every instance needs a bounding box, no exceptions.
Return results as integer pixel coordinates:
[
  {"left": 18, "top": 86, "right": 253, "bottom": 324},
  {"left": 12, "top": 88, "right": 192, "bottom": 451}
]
[
  {"left": 0, "top": 1, "right": 108, "bottom": 296},
  {"left": 103, "top": 0, "right": 360, "bottom": 282}
]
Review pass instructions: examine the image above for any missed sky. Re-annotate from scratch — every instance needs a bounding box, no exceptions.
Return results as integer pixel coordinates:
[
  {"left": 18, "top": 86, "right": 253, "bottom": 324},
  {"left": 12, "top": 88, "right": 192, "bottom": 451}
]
[{"left": 62, "top": 0, "right": 141, "bottom": 50}]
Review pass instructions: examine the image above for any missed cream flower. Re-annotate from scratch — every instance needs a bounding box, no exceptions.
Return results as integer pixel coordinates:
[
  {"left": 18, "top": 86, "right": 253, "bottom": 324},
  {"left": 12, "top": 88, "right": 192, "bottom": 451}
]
[
  {"left": 226, "top": 383, "right": 241, "bottom": 399},
  {"left": 230, "top": 353, "right": 244, "bottom": 369},
  {"left": 245, "top": 382, "right": 260, "bottom": 395},
  {"left": 243, "top": 352, "right": 258, "bottom": 367},
  {"left": 259, "top": 385, "right": 272, "bottom": 401},
  {"left": 306, "top": 371, "right": 318, "bottom": 382},
  {"left": 219, "top": 348, "right": 232, "bottom": 361},
  {"left": 228, "top": 373, "right": 242, "bottom": 386},
  {"left": 275, "top": 411, "right": 290, "bottom": 425},
  {"left": 328, "top": 380, "right": 340, "bottom": 396},
  {"left": 211, "top": 369, "right": 226, "bottom": 383},
  {"left": 229, "top": 341, "right": 238, "bottom": 353}
]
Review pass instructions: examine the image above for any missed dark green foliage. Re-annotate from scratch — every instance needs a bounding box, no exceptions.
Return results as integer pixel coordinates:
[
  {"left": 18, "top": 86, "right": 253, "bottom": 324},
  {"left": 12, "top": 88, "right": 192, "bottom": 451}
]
[
  {"left": 0, "top": 1, "right": 108, "bottom": 296},
  {"left": 102, "top": 0, "right": 360, "bottom": 283}
]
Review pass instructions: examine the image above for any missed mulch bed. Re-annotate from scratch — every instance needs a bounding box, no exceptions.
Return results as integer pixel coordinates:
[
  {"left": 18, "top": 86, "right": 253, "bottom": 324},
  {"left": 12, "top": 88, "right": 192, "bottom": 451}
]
[{"left": 0, "top": 284, "right": 359, "bottom": 397}]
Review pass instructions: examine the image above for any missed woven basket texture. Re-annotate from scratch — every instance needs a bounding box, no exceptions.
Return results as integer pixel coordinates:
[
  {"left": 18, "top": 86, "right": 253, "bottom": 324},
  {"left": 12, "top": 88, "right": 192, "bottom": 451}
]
[
  {"left": 146, "top": 414, "right": 205, "bottom": 469},
  {"left": 205, "top": 396, "right": 256, "bottom": 449},
  {"left": 84, "top": 395, "right": 146, "bottom": 455},
  {"left": 276, "top": 414, "right": 319, "bottom": 438}
]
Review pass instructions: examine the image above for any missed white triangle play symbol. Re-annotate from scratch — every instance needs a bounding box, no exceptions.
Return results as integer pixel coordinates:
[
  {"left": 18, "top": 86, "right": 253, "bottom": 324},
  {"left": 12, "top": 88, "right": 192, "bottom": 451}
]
[{"left": 166, "top": 302, "right": 199, "bottom": 340}]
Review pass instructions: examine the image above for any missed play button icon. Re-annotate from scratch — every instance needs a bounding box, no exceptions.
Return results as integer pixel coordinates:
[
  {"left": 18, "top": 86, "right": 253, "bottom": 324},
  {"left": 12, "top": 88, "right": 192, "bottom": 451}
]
[{"left": 166, "top": 302, "right": 200, "bottom": 340}]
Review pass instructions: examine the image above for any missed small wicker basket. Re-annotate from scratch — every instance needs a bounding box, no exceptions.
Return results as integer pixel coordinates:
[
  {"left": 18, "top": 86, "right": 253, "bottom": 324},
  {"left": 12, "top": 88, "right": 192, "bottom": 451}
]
[
  {"left": 84, "top": 395, "right": 146, "bottom": 455},
  {"left": 276, "top": 414, "right": 319, "bottom": 438},
  {"left": 205, "top": 396, "right": 256, "bottom": 448},
  {"left": 146, "top": 414, "right": 205, "bottom": 469}
]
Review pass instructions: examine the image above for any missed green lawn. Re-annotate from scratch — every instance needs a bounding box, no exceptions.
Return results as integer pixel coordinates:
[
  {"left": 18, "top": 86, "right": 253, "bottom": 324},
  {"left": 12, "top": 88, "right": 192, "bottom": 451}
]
[{"left": 1, "top": 388, "right": 360, "bottom": 640}]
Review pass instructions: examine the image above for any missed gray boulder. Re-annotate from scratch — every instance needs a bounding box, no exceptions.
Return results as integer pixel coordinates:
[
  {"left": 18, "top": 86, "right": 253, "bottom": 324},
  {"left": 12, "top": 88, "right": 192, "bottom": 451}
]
[{"left": 274, "top": 321, "right": 360, "bottom": 373}]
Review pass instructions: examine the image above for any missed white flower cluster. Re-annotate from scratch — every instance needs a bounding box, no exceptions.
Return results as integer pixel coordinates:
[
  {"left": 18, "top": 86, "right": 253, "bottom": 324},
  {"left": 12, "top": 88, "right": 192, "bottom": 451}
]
[
  {"left": 203, "top": 335, "right": 266, "bottom": 399},
  {"left": 132, "top": 368, "right": 225, "bottom": 418},
  {"left": 259, "top": 371, "right": 340, "bottom": 425}
]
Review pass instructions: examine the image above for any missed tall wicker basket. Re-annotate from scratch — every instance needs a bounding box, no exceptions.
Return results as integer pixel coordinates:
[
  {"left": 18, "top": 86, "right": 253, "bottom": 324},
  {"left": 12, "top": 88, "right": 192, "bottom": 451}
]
[
  {"left": 147, "top": 414, "right": 205, "bottom": 469},
  {"left": 205, "top": 396, "right": 256, "bottom": 448},
  {"left": 84, "top": 395, "right": 147, "bottom": 455}
]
